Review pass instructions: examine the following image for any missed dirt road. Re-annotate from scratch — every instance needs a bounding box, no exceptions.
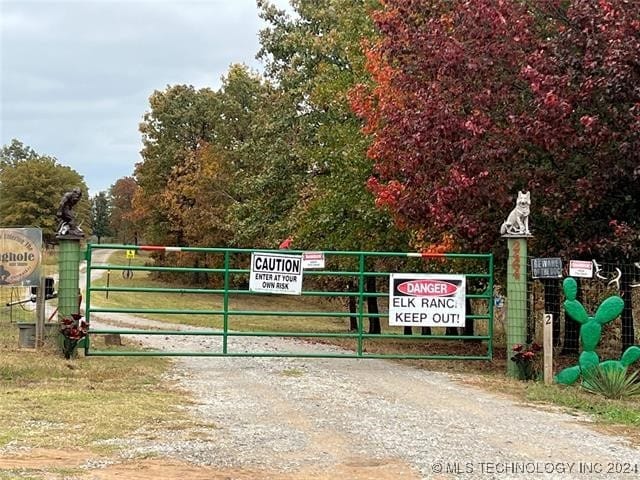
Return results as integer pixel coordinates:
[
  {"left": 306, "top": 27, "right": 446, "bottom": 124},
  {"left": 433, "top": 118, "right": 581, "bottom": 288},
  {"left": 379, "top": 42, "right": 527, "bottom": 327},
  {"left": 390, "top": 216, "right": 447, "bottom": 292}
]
[
  {"left": 5, "top": 248, "right": 638, "bottom": 479},
  {"left": 65, "top": 307, "right": 638, "bottom": 480}
]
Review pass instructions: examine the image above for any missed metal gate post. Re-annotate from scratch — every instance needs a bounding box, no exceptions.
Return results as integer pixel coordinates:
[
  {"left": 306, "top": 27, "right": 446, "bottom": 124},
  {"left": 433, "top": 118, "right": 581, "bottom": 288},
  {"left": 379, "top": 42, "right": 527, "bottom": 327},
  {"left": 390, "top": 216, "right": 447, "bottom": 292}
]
[
  {"left": 223, "top": 250, "right": 230, "bottom": 354},
  {"left": 58, "top": 237, "right": 82, "bottom": 356},
  {"left": 505, "top": 236, "right": 529, "bottom": 377},
  {"left": 357, "top": 253, "right": 365, "bottom": 357}
]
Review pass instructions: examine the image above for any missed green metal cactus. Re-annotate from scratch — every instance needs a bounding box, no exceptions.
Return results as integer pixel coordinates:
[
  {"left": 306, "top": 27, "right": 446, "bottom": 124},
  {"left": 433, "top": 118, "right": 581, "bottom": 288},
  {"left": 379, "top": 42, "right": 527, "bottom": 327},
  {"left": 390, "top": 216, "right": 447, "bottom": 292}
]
[{"left": 555, "top": 277, "right": 640, "bottom": 385}]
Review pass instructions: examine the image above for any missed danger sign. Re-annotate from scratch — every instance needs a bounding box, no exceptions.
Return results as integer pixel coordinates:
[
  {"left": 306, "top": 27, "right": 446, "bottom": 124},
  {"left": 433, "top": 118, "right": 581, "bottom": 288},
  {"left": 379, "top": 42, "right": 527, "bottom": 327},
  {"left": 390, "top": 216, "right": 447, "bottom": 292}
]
[
  {"left": 302, "top": 251, "right": 325, "bottom": 269},
  {"left": 388, "top": 273, "right": 466, "bottom": 327},
  {"left": 249, "top": 252, "right": 303, "bottom": 295}
]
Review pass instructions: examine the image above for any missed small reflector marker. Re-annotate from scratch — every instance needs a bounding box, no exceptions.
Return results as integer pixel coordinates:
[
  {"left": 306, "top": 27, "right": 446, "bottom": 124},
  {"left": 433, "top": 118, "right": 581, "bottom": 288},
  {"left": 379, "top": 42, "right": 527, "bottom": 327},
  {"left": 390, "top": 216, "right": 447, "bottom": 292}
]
[
  {"left": 139, "top": 245, "right": 164, "bottom": 251},
  {"left": 139, "top": 245, "right": 182, "bottom": 252}
]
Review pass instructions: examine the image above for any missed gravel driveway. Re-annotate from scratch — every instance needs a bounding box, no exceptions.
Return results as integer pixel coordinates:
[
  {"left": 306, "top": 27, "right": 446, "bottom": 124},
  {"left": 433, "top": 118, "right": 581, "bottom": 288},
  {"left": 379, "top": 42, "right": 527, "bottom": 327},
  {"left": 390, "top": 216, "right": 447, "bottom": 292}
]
[
  {"left": 88, "top": 312, "right": 640, "bottom": 480},
  {"left": 83, "top": 249, "right": 640, "bottom": 479}
]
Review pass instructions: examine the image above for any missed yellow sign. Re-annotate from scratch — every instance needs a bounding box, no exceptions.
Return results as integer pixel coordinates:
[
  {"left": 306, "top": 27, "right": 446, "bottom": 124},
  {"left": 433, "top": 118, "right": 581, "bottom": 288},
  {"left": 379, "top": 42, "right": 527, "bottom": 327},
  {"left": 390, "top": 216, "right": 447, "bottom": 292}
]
[
  {"left": 0, "top": 228, "right": 42, "bottom": 286},
  {"left": 126, "top": 250, "right": 136, "bottom": 259}
]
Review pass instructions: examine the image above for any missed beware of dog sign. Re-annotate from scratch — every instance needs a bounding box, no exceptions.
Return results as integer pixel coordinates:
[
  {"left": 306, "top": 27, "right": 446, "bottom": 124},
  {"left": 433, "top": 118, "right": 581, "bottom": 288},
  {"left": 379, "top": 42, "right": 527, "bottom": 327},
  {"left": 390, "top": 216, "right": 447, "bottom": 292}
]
[
  {"left": 388, "top": 273, "right": 466, "bottom": 327},
  {"left": 249, "top": 252, "right": 303, "bottom": 295}
]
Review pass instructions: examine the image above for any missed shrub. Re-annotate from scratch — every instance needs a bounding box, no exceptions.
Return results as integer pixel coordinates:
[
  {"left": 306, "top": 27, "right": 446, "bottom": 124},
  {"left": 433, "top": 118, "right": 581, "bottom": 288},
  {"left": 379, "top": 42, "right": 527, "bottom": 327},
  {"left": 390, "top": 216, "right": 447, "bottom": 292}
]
[{"left": 581, "top": 366, "right": 640, "bottom": 400}]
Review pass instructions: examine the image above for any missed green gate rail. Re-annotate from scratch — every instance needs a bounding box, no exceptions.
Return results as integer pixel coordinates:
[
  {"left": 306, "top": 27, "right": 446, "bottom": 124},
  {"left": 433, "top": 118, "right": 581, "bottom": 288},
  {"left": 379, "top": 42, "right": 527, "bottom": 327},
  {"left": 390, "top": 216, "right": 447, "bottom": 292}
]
[{"left": 84, "top": 244, "right": 494, "bottom": 360}]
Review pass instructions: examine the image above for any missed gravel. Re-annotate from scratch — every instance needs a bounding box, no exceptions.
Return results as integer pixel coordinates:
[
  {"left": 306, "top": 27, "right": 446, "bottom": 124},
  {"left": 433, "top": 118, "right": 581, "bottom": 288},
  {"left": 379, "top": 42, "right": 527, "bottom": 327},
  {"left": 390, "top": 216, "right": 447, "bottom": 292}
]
[{"left": 89, "top": 313, "right": 640, "bottom": 480}]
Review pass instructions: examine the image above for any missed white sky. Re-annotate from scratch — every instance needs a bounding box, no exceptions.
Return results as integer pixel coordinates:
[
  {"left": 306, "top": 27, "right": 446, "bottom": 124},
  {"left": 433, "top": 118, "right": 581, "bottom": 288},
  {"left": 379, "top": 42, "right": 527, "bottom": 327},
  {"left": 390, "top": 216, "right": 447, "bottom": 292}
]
[{"left": 0, "top": 0, "right": 291, "bottom": 195}]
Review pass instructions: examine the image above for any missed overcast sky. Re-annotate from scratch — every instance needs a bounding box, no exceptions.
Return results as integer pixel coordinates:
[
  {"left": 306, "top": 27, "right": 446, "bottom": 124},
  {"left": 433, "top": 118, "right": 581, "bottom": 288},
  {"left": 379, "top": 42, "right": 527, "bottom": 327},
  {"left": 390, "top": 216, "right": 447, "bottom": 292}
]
[{"left": 0, "top": 0, "right": 290, "bottom": 196}]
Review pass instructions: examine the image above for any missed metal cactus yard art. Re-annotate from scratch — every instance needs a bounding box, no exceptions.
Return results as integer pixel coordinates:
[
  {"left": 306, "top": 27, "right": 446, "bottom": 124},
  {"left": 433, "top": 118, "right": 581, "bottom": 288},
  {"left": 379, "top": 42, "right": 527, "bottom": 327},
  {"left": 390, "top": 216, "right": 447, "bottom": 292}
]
[{"left": 555, "top": 277, "right": 640, "bottom": 385}]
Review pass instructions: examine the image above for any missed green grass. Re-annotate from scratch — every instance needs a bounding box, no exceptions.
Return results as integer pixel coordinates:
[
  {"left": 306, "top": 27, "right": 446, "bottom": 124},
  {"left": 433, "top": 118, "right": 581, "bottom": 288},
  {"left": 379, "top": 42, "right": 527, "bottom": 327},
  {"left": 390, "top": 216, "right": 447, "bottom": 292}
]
[
  {"left": 0, "top": 320, "right": 191, "bottom": 454},
  {"left": 462, "top": 374, "right": 640, "bottom": 429},
  {"left": 525, "top": 382, "right": 640, "bottom": 426},
  {"left": 90, "top": 250, "right": 349, "bottom": 332}
]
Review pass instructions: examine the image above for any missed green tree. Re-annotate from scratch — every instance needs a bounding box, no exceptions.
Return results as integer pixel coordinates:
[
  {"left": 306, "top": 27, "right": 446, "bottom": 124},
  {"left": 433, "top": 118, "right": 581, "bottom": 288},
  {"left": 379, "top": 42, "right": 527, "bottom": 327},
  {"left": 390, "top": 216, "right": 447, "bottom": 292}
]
[
  {"left": 256, "top": 0, "right": 413, "bottom": 334},
  {"left": 135, "top": 85, "right": 220, "bottom": 245},
  {"left": 0, "top": 140, "right": 90, "bottom": 242},
  {"left": 256, "top": 0, "right": 407, "bottom": 253},
  {"left": 91, "top": 191, "right": 111, "bottom": 243},
  {"left": 226, "top": 70, "right": 308, "bottom": 248},
  {"left": 108, "top": 176, "right": 139, "bottom": 244},
  {"left": 140, "top": 65, "right": 276, "bottom": 249}
]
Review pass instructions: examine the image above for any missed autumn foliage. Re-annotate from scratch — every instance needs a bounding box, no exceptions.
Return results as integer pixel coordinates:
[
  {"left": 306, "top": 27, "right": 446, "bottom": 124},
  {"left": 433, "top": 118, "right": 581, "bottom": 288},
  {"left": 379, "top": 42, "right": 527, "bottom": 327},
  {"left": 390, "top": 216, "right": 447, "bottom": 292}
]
[
  {"left": 353, "top": 0, "right": 640, "bottom": 259},
  {"left": 519, "top": 0, "right": 640, "bottom": 258},
  {"left": 117, "top": 0, "right": 640, "bottom": 265}
]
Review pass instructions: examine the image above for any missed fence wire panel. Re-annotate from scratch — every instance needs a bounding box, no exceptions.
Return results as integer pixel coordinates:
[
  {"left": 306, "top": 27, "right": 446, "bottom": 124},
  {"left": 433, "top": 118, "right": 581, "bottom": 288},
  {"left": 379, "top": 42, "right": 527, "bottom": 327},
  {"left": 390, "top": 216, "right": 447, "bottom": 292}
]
[
  {"left": 84, "top": 244, "right": 494, "bottom": 360},
  {"left": 0, "top": 286, "right": 36, "bottom": 324},
  {"left": 528, "top": 260, "right": 639, "bottom": 369}
]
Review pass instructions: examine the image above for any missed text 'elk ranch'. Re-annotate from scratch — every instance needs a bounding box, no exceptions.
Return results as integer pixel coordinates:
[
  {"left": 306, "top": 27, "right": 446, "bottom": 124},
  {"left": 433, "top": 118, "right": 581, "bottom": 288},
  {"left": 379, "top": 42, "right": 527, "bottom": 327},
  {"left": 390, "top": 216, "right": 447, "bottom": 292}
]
[{"left": 389, "top": 276, "right": 466, "bottom": 327}]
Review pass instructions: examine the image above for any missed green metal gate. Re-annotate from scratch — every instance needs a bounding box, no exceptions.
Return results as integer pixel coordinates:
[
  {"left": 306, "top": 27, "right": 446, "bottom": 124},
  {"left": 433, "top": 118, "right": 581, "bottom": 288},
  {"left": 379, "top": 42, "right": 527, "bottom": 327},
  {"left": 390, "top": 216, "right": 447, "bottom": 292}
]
[{"left": 84, "top": 244, "right": 494, "bottom": 360}]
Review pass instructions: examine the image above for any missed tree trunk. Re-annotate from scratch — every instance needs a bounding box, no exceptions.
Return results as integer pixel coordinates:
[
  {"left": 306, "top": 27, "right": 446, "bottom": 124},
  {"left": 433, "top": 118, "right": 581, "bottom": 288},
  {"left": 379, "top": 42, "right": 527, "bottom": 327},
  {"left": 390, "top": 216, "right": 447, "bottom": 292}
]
[
  {"left": 620, "top": 266, "right": 636, "bottom": 353},
  {"left": 463, "top": 297, "right": 474, "bottom": 337},
  {"left": 192, "top": 258, "right": 201, "bottom": 284},
  {"left": 463, "top": 297, "right": 481, "bottom": 343},
  {"left": 366, "top": 276, "right": 381, "bottom": 334},
  {"left": 347, "top": 281, "right": 358, "bottom": 331}
]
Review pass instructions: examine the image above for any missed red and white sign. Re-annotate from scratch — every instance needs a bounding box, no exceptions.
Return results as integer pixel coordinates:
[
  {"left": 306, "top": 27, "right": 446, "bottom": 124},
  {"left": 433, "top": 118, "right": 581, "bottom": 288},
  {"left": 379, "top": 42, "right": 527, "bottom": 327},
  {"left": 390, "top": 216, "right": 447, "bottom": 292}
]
[
  {"left": 302, "top": 251, "right": 325, "bottom": 269},
  {"left": 388, "top": 273, "right": 466, "bottom": 327},
  {"left": 396, "top": 279, "right": 459, "bottom": 297},
  {"left": 569, "top": 260, "right": 593, "bottom": 278},
  {"left": 249, "top": 252, "right": 303, "bottom": 295}
]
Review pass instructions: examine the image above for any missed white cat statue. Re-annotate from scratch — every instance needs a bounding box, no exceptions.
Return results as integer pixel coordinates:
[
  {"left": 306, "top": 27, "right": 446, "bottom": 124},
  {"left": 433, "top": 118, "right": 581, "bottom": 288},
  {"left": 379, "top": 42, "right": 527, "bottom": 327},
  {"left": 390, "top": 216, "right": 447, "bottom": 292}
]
[{"left": 500, "top": 191, "right": 531, "bottom": 235}]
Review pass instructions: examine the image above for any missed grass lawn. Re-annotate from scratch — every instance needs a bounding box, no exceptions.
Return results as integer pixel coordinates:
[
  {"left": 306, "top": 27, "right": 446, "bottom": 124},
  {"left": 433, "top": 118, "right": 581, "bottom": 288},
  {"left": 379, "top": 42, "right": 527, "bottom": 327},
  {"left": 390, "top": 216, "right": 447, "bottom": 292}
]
[{"left": 0, "top": 321, "right": 191, "bottom": 454}]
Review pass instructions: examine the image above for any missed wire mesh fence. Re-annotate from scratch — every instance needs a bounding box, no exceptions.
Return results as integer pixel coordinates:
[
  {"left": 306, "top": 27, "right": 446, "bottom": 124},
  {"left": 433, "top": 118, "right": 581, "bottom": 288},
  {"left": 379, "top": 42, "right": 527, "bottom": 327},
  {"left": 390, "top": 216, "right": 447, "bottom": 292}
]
[
  {"left": 0, "top": 285, "right": 37, "bottom": 324},
  {"left": 527, "top": 260, "right": 639, "bottom": 370}
]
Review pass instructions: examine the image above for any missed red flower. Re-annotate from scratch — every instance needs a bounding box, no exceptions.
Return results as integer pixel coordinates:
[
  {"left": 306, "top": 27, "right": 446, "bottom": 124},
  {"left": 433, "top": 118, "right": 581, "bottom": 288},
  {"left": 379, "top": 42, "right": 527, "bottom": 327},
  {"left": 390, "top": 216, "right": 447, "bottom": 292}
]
[{"left": 278, "top": 237, "right": 293, "bottom": 249}]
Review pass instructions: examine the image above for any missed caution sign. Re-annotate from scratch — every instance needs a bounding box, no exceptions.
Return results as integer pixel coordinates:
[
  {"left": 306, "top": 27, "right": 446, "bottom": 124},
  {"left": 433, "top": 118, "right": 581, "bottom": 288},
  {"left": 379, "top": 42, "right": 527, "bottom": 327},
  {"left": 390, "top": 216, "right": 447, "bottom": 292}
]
[
  {"left": 388, "top": 273, "right": 466, "bottom": 327},
  {"left": 249, "top": 252, "right": 303, "bottom": 295},
  {"left": 126, "top": 250, "right": 136, "bottom": 259}
]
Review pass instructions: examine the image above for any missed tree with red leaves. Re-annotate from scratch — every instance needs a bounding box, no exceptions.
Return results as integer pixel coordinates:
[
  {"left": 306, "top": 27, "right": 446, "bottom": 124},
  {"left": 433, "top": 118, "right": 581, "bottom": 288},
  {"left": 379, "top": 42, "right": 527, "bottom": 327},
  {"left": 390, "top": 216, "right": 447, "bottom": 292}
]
[
  {"left": 352, "top": 0, "right": 639, "bottom": 261},
  {"left": 352, "top": 0, "right": 539, "bottom": 254},
  {"left": 519, "top": 0, "right": 640, "bottom": 261},
  {"left": 521, "top": 0, "right": 640, "bottom": 351},
  {"left": 353, "top": 0, "right": 639, "bottom": 350}
]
